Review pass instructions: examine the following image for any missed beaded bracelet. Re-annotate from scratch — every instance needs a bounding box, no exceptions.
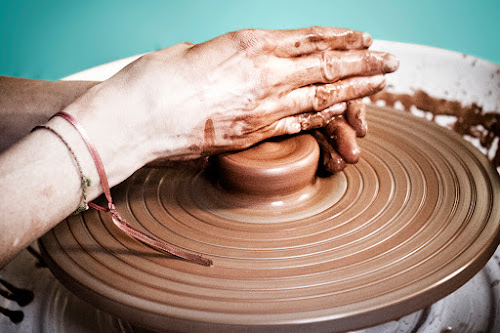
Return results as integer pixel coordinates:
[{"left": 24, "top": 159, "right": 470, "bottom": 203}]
[
  {"left": 31, "top": 125, "right": 92, "bottom": 215},
  {"left": 50, "top": 112, "right": 213, "bottom": 266}
]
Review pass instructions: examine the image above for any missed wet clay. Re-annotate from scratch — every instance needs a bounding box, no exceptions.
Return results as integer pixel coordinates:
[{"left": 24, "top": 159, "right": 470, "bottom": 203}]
[
  {"left": 370, "top": 90, "right": 500, "bottom": 168},
  {"left": 39, "top": 105, "right": 500, "bottom": 333},
  {"left": 346, "top": 99, "right": 367, "bottom": 137},
  {"left": 315, "top": 76, "right": 385, "bottom": 111},
  {"left": 203, "top": 118, "right": 216, "bottom": 149},
  {"left": 216, "top": 134, "right": 319, "bottom": 196}
]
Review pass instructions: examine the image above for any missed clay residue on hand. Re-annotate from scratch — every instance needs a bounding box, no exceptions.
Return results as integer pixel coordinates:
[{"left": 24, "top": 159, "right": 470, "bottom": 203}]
[
  {"left": 314, "top": 84, "right": 340, "bottom": 111},
  {"left": 370, "top": 90, "right": 500, "bottom": 169},
  {"left": 311, "top": 129, "right": 346, "bottom": 174},
  {"left": 204, "top": 118, "right": 216, "bottom": 149}
]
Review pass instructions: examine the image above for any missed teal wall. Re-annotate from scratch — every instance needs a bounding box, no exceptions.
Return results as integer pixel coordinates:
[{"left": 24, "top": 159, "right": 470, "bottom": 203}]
[{"left": 1, "top": 0, "right": 499, "bottom": 80}]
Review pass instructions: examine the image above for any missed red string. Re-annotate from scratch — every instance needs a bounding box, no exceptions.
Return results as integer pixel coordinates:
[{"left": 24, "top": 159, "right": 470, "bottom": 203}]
[{"left": 54, "top": 112, "right": 213, "bottom": 267}]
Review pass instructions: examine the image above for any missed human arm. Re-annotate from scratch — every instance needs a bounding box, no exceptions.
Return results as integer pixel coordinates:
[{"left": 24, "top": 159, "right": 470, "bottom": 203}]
[
  {"left": 0, "top": 27, "right": 398, "bottom": 267},
  {"left": 313, "top": 98, "right": 368, "bottom": 174},
  {"left": 0, "top": 77, "right": 371, "bottom": 173},
  {"left": 0, "top": 77, "right": 99, "bottom": 152}
]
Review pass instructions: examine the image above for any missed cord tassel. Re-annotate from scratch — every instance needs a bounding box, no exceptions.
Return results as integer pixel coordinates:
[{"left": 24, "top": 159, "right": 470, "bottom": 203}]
[{"left": 55, "top": 112, "right": 213, "bottom": 266}]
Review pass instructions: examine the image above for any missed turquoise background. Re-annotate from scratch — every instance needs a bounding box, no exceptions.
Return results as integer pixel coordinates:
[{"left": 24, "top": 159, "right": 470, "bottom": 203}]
[{"left": 1, "top": 0, "right": 499, "bottom": 81}]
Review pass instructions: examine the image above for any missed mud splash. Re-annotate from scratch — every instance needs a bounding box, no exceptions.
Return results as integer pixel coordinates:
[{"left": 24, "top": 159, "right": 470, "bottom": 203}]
[{"left": 370, "top": 90, "right": 500, "bottom": 169}]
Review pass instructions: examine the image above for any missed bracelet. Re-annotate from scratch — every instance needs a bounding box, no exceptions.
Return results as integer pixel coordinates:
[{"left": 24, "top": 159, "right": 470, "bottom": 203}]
[
  {"left": 31, "top": 125, "right": 92, "bottom": 215},
  {"left": 51, "top": 112, "right": 213, "bottom": 267}
]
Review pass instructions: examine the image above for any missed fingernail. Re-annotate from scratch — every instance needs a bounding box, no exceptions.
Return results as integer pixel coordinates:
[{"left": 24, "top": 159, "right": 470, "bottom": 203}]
[
  {"left": 383, "top": 53, "right": 400, "bottom": 72},
  {"left": 362, "top": 33, "right": 372, "bottom": 47}
]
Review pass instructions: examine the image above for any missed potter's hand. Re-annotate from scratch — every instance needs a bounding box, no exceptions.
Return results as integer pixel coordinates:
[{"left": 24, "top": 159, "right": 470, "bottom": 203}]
[
  {"left": 313, "top": 44, "right": 400, "bottom": 174},
  {"left": 313, "top": 98, "right": 370, "bottom": 174},
  {"left": 64, "top": 27, "right": 398, "bottom": 184},
  {"left": 0, "top": 27, "right": 398, "bottom": 267}
]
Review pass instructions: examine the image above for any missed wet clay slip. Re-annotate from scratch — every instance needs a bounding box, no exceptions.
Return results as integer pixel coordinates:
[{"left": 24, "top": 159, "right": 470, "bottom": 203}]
[
  {"left": 39, "top": 104, "right": 500, "bottom": 333},
  {"left": 370, "top": 90, "right": 500, "bottom": 169}
]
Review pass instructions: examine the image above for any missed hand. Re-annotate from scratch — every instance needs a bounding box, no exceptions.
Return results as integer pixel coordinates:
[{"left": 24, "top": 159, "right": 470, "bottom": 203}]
[
  {"left": 65, "top": 27, "right": 398, "bottom": 184},
  {"left": 0, "top": 27, "right": 399, "bottom": 267},
  {"left": 313, "top": 98, "right": 369, "bottom": 174}
]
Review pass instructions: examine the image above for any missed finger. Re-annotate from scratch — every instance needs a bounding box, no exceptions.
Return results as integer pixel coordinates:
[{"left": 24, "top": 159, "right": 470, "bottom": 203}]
[
  {"left": 346, "top": 99, "right": 367, "bottom": 137},
  {"left": 279, "top": 50, "right": 398, "bottom": 87},
  {"left": 271, "top": 27, "right": 372, "bottom": 57},
  {"left": 236, "top": 104, "right": 346, "bottom": 149},
  {"left": 270, "top": 104, "right": 348, "bottom": 136},
  {"left": 285, "top": 75, "right": 385, "bottom": 115},
  {"left": 311, "top": 130, "right": 347, "bottom": 174},
  {"left": 323, "top": 116, "right": 360, "bottom": 164},
  {"left": 294, "top": 103, "right": 347, "bottom": 132}
]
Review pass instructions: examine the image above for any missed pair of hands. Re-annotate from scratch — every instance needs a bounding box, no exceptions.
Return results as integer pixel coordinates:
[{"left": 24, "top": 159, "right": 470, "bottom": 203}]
[{"left": 69, "top": 27, "right": 398, "bottom": 178}]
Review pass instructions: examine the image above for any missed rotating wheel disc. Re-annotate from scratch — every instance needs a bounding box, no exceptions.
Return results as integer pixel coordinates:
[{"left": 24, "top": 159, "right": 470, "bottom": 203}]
[{"left": 40, "top": 105, "right": 500, "bottom": 333}]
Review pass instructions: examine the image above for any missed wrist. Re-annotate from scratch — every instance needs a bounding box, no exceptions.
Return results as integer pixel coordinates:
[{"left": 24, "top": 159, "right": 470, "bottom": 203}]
[{"left": 58, "top": 85, "right": 151, "bottom": 190}]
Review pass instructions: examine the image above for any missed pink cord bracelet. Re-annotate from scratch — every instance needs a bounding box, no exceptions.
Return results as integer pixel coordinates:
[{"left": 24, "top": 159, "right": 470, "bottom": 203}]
[{"left": 53, "top": 111, "right": 213, "bottom": 267}]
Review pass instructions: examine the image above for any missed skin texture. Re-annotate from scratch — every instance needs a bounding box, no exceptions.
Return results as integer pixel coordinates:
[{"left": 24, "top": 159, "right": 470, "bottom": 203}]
[{"left": 0, "top": 27, "right": 398, "bottom": 268}]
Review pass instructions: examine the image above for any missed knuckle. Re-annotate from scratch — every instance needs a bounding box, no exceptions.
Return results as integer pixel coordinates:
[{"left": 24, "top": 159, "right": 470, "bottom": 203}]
[
  {"left": 305, "top": 26, "right": 328, "bottom": 50},
  {"left": 282, "top": 117, "right": 300, "bottom": 135},
  {"left": 320, "top": 52, "right": 342, "bottom": 82},
  {"left": 306, "top": 26, "right": 324, "bottom": 39},
  {"left": 232, "top": 29, "right": 265, "bottom": 53},
  {"left": 303, "top": 112, "right": 329, "bottom": 130},
  {"left": 233, "top": 28, "right": 253, "bottom": 39},
  {"left": 313, "top": 85, "right": 338, "bottom": 111},
  {"left": 313, "top": 86, "right": 326, "bottom": 111},
  {"left": 343, "top": 30, "right": 357, "bottom": 45},
  {"left": 362, "top": 51, "right": 381, "bottom": 71}
]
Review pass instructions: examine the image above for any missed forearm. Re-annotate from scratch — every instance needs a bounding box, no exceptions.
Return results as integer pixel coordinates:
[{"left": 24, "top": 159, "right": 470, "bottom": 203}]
[
  {"left": 0, "top": 82, "right": 150, "bottom": 268},
  {"left": 0, "top": 115, "right": 106, "bottom": 268},
  {"left": 0, "top": 109, "right": 120, "bottom": 268},
  {"left": 0, "top": 27, "right": 398, "bottom": 268},
  {"left": 0, "top": 76, "right": 99, "bottom": 152}
]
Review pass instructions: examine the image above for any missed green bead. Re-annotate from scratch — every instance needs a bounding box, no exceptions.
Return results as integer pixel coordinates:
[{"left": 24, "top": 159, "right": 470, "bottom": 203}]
[
  {"left": 81, "top": 176, "right": 92, "bottom": 189},
  {"left": 73, "top": 206, "right": 85, "bottom": 215}
]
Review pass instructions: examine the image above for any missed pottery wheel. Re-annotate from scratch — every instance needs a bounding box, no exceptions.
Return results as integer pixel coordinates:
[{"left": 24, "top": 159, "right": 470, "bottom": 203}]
[{"left": 39, "top": 105, "right": 500, "bottom": 333}]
